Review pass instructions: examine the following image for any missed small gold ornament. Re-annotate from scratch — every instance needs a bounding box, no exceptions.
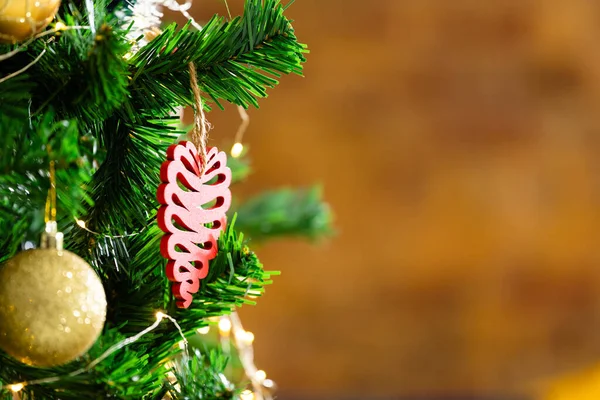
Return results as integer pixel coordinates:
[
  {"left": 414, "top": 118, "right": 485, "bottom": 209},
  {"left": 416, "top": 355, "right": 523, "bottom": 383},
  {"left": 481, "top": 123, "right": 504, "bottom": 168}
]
[
  {"left": 0, "top": 222, "right": 107, "bottom": 367},
  {"left": 0, "top": 0, "right": 61, "bottom": 44}
]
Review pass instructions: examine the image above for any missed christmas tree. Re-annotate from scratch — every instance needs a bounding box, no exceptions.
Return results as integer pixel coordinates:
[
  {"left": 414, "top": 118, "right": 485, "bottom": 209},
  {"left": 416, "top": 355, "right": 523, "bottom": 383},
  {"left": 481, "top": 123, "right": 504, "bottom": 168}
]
[{"left": 0, "top": 0, "right": 331, "bottom": 398}]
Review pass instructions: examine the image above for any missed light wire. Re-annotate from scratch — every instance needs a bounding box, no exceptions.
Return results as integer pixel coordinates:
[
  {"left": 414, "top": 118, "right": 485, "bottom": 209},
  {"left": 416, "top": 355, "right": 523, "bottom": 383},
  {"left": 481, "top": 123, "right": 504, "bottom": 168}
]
[{"left": 1, "top": 312, "right": 187, "bottom": 393}]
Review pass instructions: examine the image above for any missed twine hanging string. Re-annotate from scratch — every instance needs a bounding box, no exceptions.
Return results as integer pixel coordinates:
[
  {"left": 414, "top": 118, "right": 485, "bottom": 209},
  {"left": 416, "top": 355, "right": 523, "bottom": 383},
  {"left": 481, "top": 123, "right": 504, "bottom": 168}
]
[{"left": 187, "top": 62, "right": 210, "bottom": 170}]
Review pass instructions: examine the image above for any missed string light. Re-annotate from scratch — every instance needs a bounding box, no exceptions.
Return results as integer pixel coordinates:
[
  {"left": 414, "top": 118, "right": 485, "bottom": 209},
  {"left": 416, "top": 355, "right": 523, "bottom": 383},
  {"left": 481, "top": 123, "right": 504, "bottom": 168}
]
[
  {"left": 262, "top": 379, "right": 275, "bottom": 389},
  {"left": 244, "top": 331, "right": 254, "bottom": 345},
  {"left": 255, "top": 370, "right": 267, "bottom": 382},
  {"left": 197, "top": 326, "right": 210, "bottom": 334},
  {"left": 0, "top": 24, "right": 91, "bottom": 87},
  {"left": 235, "top": 330, "right": 254, "bottom": 345},
  {"left": 4, "top": 2, "right": 261, "bottom": 398},
  {"left": 0, "top": 48, "right": 46, "bottom": 84},
  {"left": 1, "top": 312, "right": 186, "bottom": 394},
  {"left": 9, "top": 384, "right": 23, "bottom": 393},
  {"left": 74, "top": 218, "right": 143, "bottom": 238},
  {"left": 230, "top": 106, "right": 250, "bottom": 158},
  {"left": 161, "top": 313, "right": 189, "bottom": 356},
  {"left": 218, "top": 317, "right": 232, "bottom": 334},
  {"left": 4, "top": 0, "right": 248, "bottom": 397},
  {"left": 0, "top": 23, "right": 88, "bottom": 62},
  {"left": 231, "top": 142, "right": 244, "bottom": 158},
  {"left": 219, "top": 312, "right": 274, "bottom": 400},
  {"left": 54, "top": 21, "right": 67, "bottom": 31}
]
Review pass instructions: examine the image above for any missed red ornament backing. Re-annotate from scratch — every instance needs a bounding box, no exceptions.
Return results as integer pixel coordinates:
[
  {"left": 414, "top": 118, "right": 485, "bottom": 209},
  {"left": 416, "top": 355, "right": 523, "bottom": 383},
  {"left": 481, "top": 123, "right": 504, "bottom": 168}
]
[{"left": 157, "top": 141, "right": 232, "bottom": 308}]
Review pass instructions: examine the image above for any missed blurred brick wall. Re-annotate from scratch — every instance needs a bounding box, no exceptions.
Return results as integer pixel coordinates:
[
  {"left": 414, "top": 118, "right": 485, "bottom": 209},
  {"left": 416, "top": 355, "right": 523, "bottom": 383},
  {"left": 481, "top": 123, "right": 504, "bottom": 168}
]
[{"left": 185, "top": 0, "right": 600, "bottom": 398}]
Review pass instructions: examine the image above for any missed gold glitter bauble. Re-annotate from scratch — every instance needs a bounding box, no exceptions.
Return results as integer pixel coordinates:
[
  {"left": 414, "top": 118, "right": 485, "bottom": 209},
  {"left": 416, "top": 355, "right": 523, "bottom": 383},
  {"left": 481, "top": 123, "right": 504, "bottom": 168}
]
[
  {"left": 0, "top": 249, "right": 107, "bottom": 367},
  {"left": 0, "top": 0, "right": 61, "bottom": 44}
]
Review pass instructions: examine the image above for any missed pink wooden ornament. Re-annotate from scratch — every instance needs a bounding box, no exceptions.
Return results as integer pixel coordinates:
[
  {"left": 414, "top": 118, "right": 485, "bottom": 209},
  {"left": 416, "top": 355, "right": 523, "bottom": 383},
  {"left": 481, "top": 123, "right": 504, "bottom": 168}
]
[{"left": 157, "top": 141, "right": 232, "bottom": 308}]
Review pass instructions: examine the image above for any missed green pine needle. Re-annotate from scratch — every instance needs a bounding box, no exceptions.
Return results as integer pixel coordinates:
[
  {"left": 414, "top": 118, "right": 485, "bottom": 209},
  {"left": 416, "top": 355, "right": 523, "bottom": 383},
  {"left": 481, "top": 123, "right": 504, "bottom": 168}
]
[
  {"left": 166, "top": 350, "right": 240, "bottom": 400},
  {"left": 129, "top": 0, "right": 307, "bottom": 111}
]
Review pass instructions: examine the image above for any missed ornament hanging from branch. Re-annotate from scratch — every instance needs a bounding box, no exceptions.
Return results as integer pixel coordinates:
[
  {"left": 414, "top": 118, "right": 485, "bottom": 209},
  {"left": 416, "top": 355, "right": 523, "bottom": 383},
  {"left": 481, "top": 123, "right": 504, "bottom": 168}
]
[
  {"left": 0, "top": 0, "right": 61, "bottom": 44},
  {"left": 157, "top": 62, "right": 231, "bottom": 309},
  {"left": 157, "top": 142, "right": 232, "bottom": 308},
  {"left": 0, "top": 161, "right": 107, "bottom": 367}
]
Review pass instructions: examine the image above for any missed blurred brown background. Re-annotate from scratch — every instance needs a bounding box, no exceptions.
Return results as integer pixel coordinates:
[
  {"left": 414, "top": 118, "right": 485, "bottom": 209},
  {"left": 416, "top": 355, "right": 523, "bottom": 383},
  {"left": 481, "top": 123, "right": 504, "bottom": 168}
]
[{"left": 183, "top": 0, "right": 600, "bottom": 398}]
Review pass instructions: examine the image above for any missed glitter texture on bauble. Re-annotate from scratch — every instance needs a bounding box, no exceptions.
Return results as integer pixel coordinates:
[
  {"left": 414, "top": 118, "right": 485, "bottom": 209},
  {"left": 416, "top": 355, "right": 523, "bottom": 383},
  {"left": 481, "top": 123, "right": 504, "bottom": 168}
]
[
  {"left": 0, "top": 248, "right": 107, "bottom": 367},
  {"left": 0, "top": 0, "right": 61, "bottom": 44}
]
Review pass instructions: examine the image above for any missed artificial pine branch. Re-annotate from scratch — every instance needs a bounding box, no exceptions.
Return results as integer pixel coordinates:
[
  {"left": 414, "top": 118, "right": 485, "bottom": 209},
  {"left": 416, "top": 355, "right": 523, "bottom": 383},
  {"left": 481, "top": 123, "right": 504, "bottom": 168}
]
[
  {"left": 2, "top": 0, "right": 308, "bottom": 243},
  {"left": 130, "top": 0, "right": 307, "bottom": 111},
  {"left": 29, "top": 10, "right": 131, "bottom": 131},
  {"left": 166, "top": 350, "right": 240, "bottom": 400},
  {"left": 235, "top": 186, "right": 333, "bottom": 241},
  {"left": 76, "top": 115, "right": 180, "bottom": 236},
  {"left": 0, "top": 75, "right": 35, "bottom": 120},
  {"left": 0, "top": 114, "right": 94, "bottom": 259},
  {"left": 0, "top": 0, "right": 309, "bottom": 397},
  {"left": 0, "top": 222, "right": 274, "bottom": 399}
]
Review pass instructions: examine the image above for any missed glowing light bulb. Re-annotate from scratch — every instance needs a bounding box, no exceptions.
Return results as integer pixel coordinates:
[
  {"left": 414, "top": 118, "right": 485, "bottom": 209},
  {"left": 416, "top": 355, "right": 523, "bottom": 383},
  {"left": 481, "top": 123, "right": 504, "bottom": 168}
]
[
  {"left": 76, "top": 219, "right": 86, "bottom": 228},
  {"left": 178, "top": 340, "right": 186, "bottom": 350},
  {"left": 218, "top": 317, "right": 232, "bottom": 334},
  {"left": 255, "top": 370, "right": 267, "bottom": 382},
  {"left": 240, "top": 389, "right": 255, "bottom": 400},
  {"left": 155, "top": 311, "right": 165, "bottom": 320},
  {"left": 55, "top": 21, "right": 67, "bottom": 31},
  {"left": 241, "top": 331, "right": 255, "bottom": 345},
  {"left": 10, "top": 383, "right": 24, "bottom": 392},
  {"left": 197, "top": 326, "right": 210, "bottom": 334},
  {"left": 263, "top": 378, "right": 275, "bottom": 388},
  {"left": 231, "top": 142, "right": 244, "bottom": 158}
]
